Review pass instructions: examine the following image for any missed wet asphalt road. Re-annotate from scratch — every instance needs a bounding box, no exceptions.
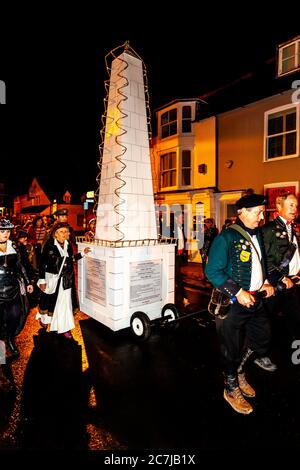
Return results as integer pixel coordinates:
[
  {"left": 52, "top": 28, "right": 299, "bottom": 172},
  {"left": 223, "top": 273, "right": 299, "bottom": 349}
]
[{"left": 1, "top": 263, "right": 300, "bottom": 452}]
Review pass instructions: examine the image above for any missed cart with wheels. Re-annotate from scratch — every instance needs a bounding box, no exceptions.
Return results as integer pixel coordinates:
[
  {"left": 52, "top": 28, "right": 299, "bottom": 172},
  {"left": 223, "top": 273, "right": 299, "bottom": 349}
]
[{"left": 77, "top": 239, "right": 178, "bottom": 341}]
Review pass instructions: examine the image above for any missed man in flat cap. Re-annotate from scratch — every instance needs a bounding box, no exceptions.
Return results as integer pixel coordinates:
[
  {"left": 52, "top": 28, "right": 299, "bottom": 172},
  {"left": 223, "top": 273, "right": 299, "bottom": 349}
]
[
  {"left": 54, "top": 208, "right": 69, "bottom": 219},
  {"left": 262, "top": 193, "right": 300, "bottom": 347},
  {"left": 205, "top": 193, "right": 275, "bottom": 415}
]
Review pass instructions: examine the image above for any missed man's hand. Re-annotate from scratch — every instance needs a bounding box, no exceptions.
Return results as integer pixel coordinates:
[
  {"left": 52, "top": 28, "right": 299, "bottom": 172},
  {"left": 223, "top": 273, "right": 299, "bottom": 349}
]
[
  {"left": 282, "top": 277, "right": 294, "bottom": 289},
  {"left": 27, "top": 284, "right": 34, "bottom": 294},
  {"left": 259, "top": 283, "right": 275, "bottom": 298},
  {"left": 236, "top": 289, "right": 255, "bottom": 308}
]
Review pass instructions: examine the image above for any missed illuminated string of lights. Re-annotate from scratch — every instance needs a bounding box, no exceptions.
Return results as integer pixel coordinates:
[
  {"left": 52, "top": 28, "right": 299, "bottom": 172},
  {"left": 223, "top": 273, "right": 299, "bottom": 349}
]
[
  {"left": 111, "top": 48, "right": 129, "bottom": 241},
  {"left": 94, "top": 41, "right": 153, "bottom": 242}
]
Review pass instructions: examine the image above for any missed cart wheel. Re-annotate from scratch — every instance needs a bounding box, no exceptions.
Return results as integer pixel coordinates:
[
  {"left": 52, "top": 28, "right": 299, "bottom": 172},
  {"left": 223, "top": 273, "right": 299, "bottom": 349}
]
[
  {"left": 130, "top": 312, "right": 151, "bottom": 341},
  {"left": 161, "top": 303, "right": 180, "bottom": 322}
]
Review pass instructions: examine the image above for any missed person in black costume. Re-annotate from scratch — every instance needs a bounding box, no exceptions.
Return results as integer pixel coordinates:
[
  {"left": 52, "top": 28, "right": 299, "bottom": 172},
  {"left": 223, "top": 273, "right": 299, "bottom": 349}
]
[
  {"left": 200, "top": 218, "right": 219, "bottom": 265},
  {"left": 262, "top": 193, "right": 300, "bottom": 344},
  {"left": 0, "top": 219, "right": 33, "bottom": 365},
  {"left": 16, "top": 229, "right": 40, "bottom": 308}
]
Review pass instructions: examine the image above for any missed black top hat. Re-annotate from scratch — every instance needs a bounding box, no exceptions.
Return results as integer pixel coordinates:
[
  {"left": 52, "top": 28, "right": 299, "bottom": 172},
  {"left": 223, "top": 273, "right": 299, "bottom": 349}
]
[
  {"left": 0, "top": 219, "right": 14, "bottom": 229},
  {"left": 236, "top": 194, "right": 267, "bottom": 209},
  {"left": 54, "top": 208, "right": 69, "bottom": 216}
]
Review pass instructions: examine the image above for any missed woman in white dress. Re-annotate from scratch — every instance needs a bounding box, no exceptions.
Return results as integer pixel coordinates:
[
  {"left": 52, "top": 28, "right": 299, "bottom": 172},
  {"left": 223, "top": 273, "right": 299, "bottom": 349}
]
[{"left": 36, "top": 222, "right": 90, "bottom": 338}]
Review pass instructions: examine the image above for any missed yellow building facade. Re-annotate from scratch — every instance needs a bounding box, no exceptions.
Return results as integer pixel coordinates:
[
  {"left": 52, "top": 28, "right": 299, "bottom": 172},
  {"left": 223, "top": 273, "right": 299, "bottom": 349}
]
[
  {"left": 151, "top": 89, "right": 300, "bottom": 261},
  {"left": 151, "top": 99, "right": 217, "bottom": 261}
]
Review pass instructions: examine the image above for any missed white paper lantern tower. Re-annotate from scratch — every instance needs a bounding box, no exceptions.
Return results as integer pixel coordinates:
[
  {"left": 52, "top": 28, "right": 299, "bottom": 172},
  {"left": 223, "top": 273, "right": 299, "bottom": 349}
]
[{"left": 78, "top": 43, "right": 176, "bottom": 339}]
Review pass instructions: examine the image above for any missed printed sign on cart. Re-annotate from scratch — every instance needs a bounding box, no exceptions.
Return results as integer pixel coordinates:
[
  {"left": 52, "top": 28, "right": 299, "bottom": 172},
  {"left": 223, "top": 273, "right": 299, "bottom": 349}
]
[
  {"left": 130, "top": 259, "right": 162, "bottom": 308},
  {"left": 85, "top": 257, "right": 106, "bottom": 306}
]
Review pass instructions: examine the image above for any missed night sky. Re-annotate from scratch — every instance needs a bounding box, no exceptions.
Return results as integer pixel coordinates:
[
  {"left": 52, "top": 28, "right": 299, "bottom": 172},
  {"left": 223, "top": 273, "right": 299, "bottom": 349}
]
[{"left": 0, "top": 9, "right": 298, "bottom": 198}]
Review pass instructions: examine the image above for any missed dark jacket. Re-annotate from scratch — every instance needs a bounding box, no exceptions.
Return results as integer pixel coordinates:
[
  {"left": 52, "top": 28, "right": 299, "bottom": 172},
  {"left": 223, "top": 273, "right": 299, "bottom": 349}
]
[
  {"left": 38, "top": 238, "right": 82, "bottom": 316},
  {"left": 0, "top": 241, "right": 31, "bottom": 337},
  {"left": 262, "top": 216, "right": 300, "bottom": 284},
  {"left": 18, "top": 243, "right": 35, "bottom": 280},
  {"left": 0, "top": 242, "right": 31, "bottom": 300},
  {"left": 201, "top": 226, "right": 219, "bottom": 262},
  {"left": 205, "top": 225, "right": 267, "bottom": 297}
]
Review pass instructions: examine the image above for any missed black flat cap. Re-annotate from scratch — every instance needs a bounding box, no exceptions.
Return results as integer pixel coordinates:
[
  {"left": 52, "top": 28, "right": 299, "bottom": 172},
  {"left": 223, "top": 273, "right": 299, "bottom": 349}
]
[
  {"left": 236, "top": 194, "right": 267, "bottom": 209},
  {"left": 54, "top": 208, "right": 68, "bottom": 216}
]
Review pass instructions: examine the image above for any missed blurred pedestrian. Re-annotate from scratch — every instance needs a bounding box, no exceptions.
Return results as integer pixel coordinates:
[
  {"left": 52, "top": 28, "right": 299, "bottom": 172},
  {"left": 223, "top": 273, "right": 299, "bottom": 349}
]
[
  {"left": 28, "top": 215, "right": 46, "bottom": 267},
  {"left": 221, "top": 218, "right": 233, "bottom": 232},
  {"left": 200, "top": 218, "right": 219, "bottom": 265},
  {"left": 84, "top": 218, "right": 96, "bottom": 241},
  {"left": 16, "top": 229, "right": 40, "bottom": 308}
]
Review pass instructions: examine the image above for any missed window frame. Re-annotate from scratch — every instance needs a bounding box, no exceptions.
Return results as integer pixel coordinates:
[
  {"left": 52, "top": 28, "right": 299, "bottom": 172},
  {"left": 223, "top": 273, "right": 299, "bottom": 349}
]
[
  {"left": 160, "top": 151, "right": 177, "bottom": 189},
  {"left": 160, "top": 108, "right": 178, "bottom": 139},
  {"left": 263, "top": 103, "right": 300, "bottom": 162},
  {"left": 180, "top": 149, "right": 192, "bottom": 187},
  {"left": 181, "top": 105, "right": 192, "bottom": 133},
  {"left": 278, "top": 38, "right": 300, "bottom": 77}
]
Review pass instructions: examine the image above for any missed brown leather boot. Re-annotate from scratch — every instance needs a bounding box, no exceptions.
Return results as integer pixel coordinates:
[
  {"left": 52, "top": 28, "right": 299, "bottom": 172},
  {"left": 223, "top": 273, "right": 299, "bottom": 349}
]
[
  {"left": 238, "top": 373, "right": 256, "bottom": 398},
  {"left": 224, "top": 387, "right": 253, "bottom": 414}
]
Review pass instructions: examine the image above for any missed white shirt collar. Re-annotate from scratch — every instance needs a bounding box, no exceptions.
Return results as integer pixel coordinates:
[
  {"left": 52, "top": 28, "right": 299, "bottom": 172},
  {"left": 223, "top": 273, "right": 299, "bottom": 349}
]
[
  {"left": 54, "top": 238, "right": 69, "bottom": 256},
  {"left": 0, "top": 239, "right": 16, "bottom": 256},
  {"left": 279, "top": 216, "right": 290, "bottom": 226}
]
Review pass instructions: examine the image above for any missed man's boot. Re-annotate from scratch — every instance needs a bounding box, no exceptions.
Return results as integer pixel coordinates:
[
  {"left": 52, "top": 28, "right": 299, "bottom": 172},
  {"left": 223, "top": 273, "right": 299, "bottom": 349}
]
[
  {"left": 238, "top": 372, "right": 255, "bottom": 397},
  {"left": 223, "top": 373, "right": 253, "bottom": 415}
]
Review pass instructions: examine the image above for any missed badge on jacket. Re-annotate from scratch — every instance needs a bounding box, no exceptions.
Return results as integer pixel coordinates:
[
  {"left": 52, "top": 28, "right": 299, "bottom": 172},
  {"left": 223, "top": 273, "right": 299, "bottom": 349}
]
[{"left": 240, "top": 250, "right": 250, "bottom": 262}]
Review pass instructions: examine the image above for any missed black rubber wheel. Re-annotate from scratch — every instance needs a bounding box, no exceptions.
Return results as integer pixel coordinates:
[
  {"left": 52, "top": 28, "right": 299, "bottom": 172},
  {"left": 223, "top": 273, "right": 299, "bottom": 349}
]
[
  {"left": 161, "top": 303, "right": 180, "bottom": 322},
  {"left": 130, "top": 311, "right": 151, "bottom": 341}
]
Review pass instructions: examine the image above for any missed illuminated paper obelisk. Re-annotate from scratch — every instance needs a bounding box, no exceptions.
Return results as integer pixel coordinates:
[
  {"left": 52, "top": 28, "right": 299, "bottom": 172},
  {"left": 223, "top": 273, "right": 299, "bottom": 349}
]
[
  {"left": 96, "top": 50, "right": 157, "bottom": 242},
  {"left": 78, "top": 45, "right": 175, "bottom": 334}
]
